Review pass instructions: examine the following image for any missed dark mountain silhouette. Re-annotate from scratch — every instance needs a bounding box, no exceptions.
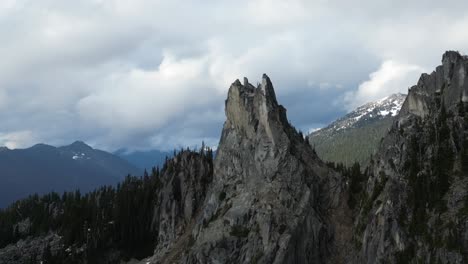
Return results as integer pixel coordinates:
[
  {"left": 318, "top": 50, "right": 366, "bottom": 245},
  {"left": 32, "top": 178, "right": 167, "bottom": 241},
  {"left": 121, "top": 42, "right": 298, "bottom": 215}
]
[
  {"left": 0, "top": 141, "right": 141, "bottom": 207},
  {"left": 114, "top": 148, "right": 172, "bottom": 170}
]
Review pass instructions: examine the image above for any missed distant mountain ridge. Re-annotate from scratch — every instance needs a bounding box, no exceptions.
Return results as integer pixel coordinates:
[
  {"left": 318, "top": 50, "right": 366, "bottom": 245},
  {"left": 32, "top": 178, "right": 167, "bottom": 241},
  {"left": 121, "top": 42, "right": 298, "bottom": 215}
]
[
  {"left": 308, "top": 93, "right": 406, "bottom": 165},
  {"left": 114, "top": 148, "right": 172, "bottom": 170},
  {"left": 0, "top": 141, "right": 141, "bottom": 208}
]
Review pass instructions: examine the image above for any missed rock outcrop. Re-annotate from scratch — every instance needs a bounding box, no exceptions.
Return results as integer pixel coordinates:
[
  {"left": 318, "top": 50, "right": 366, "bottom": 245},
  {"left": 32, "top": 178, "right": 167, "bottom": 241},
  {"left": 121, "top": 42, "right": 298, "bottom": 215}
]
[
  {"left": 0, "top": 234, "right": 63, "bottom": 264},
  {"left": 356, "top": 51, "right": 468, "bottom": 263},
  {"left": 151, "top": 150, "right": 214, "bottom": 261},
  {"left": 146, "top": 75, "right": 347, "bottom": 264}
]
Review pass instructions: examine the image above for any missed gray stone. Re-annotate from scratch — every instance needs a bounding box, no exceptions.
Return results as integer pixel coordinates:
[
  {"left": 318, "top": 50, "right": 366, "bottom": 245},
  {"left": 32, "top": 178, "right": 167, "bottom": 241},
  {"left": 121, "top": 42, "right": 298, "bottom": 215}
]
[
  {"left": 144, "top": 75, "right": 348, "bottom": 264},
  {"left": 357, "top": 51, "right": 468, "bottom": 263}
]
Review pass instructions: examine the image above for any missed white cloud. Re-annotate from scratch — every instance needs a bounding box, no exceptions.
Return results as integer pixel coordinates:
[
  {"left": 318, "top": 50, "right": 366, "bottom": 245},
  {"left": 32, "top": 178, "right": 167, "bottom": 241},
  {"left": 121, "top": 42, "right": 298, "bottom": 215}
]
[
  {"left": 0, "top": 131, "right": 38, "bottom": 149},
  {"left": 77, "top": 52, "right": 219, "bottom": 133},
  {"left": 344, "top": 61, "right": 426, "bottom": 110},
  {"left": 0, "top": 0, "right": 467, "bottom": 150}
]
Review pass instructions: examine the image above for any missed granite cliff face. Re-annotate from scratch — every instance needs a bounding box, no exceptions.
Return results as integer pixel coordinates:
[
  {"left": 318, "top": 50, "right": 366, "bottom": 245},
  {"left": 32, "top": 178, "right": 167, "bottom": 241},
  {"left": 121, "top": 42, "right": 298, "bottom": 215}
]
[
  {"left": 150, "top": 150, "right": 214, "bottom": 262},
  {"left": 145, "top": 75, "right": 348, "bottom": 264},
  {"left": 356, "top": 51, "right": 468, "bottom": 263}
]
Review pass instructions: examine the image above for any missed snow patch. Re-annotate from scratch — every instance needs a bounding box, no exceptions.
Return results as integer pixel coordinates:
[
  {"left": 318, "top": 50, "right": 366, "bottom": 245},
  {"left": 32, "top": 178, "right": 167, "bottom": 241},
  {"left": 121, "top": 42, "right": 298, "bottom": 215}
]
[
  {"left": 379, "top": 110, "right": 390, "bottom": 116},
  {"left": 309, "top": 127, "right": 322, "bottom": 133},
  {"left": 309, "top": 93, "right": 406, "bottom": 137},
  {"left": 72, "top": 152, "right": 88, "bottom": 160}
]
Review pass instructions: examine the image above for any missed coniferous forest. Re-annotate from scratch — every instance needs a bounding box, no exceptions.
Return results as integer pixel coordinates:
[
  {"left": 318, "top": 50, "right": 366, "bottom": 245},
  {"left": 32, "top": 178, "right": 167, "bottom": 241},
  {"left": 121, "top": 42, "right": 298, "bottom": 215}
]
[{"left": 0, "top": 148, "right": 214, "bottom": 263}]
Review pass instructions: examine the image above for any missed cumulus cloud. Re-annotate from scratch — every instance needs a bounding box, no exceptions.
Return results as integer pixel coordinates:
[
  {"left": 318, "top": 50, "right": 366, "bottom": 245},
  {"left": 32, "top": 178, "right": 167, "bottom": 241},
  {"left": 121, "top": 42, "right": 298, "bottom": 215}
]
[
  {"left": 0, "top": 0, "right": 467, "bottom": 150},
  {"left": 344, "top": 61, "right": 426, "bottom": 110}
]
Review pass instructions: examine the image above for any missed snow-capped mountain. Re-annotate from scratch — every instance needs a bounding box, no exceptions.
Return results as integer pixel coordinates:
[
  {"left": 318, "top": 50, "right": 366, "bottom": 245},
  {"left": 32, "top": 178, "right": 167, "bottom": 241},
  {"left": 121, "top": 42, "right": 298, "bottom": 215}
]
[
  {"left": 314, "top": 93, "right": 406, "bottom": 136},
  {"left": 308, "top": 93, "right": 406, "bottom": 165}
]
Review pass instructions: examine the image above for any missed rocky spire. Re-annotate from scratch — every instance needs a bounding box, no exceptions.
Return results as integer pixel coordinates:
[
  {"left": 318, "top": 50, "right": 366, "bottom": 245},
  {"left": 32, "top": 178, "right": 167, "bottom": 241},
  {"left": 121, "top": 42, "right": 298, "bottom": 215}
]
[
  {"left": 224, "top": 74, "right": 292, "bottom": 150},
  {"left": 259, "top": 73, "right": 278, "bottom": 106},
  {"left": 398, "top": 51, "right": 468, "bottom": 119},
  {"left": 442, "top": 50, "right": 463, "bottom": 68},
  {"left": 145, "top": 75, "right": 345, "bottom": 264},
  {"left": 358, "top": 51, "right": 468, "bottom": 263}
]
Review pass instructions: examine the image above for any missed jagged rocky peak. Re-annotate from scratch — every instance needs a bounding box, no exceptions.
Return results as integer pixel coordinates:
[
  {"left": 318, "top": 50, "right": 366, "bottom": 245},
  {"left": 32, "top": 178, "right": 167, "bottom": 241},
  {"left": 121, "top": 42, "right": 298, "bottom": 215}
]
[
  {"left": 0, "top": 146, "right": 9, "bottom": 152},
  {"left": 442, "top": 50, "right": 465, "bottom": 71},
  {"left": 66, "top": 141, "right": 94, "bottom": 152},
  {"left": 226, "top": 74, "right": 280, "bottom": 117},
  {"left": 225, "top": 74, "right": 287, "bottom": 145},
  {"left": 400, "top": 50, "right": 468, "bottom": 119},
  {"left": 357, "top": 51, "right": 468, "bottom": 263},
  {"left": 230, "top": 74, "right": 277, "bottom": 102},
  {"left": 142, "top": 75, "right": 346, "bottom": 264},
  {"left": 157, "top": 74, "right": 346, "bottom": 264},
  {"left": 220, "top": 74, "right": 314, "bottom": 181}
]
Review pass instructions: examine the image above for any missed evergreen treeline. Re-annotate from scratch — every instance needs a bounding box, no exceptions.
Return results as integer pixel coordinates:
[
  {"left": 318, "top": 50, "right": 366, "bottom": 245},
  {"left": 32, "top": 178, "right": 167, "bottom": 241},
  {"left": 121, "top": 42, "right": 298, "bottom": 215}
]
[
  {"left": 310, "top": 118, "right": 393, "bottom": 166},
  {"left": 0, "top": 147, "right": 214, "bottom": 263},
  {"left": 326, "top": 161, "right": 369, "bottom": 210}
]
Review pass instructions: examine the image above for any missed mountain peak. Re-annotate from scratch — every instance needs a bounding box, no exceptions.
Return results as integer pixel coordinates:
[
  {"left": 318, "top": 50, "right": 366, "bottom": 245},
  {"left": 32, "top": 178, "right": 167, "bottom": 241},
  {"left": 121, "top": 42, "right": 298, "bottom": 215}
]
[
  {"left": 0, "top": 146, "right": 9, "bottom": 152},
  {"left": 68, "top": 141, "right": 93, "bottom": 150},
  {"left": 442, "top": 50, "right": 463, "bottom": 65},
  {"left": 30, "top": 143, "right": 55, "bottom": 151},
  {"left": 308, "top": 93, "right": 406, "bottom": 165},
  {"left": 173, "top": 73, "right": 338, "bottom": 263},
  {"left": 259, "top": 73, "right": 278, "bottom": 105},
  {"left": 314, "top": 93, "right": 406, "bottom": 136},
  {"left": 225, "top": 74, "right": 288, "bottom": 143},
  {"left": 399, "top": 51, "right": 468, "bottom": 119}
]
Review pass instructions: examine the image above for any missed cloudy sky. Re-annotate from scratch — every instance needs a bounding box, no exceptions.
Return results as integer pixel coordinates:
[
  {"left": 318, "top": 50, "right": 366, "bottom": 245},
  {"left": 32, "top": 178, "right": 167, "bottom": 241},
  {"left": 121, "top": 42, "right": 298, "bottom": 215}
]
[{"left": 0, "top": 0, "right": 467, "bottom": 151}]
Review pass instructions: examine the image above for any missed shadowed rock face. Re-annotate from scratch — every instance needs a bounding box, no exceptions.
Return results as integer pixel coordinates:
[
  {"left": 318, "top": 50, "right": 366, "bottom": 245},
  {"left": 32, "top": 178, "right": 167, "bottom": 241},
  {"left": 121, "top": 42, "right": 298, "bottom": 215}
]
[
  {"left": 192, "top": 75, "right": 327, "bottom": 263},
  {"left": 146, "top": 75, "right": 346, "bottom": 264},
  {"left": 150, "top": 151, "right": 214, "bottom": 262},
  {"left": 399, "top": 51, "right": 468, "bottom": 119},
  {"left": 357, "top": 51, "right": 468, "bottom": 263}
]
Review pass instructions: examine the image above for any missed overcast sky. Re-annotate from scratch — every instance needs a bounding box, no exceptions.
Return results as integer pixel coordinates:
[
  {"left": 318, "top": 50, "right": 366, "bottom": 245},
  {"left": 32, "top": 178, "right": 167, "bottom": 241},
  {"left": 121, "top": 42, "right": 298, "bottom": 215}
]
[{"left": 0, "top": 0, "right": 467, "bottom": 151}]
